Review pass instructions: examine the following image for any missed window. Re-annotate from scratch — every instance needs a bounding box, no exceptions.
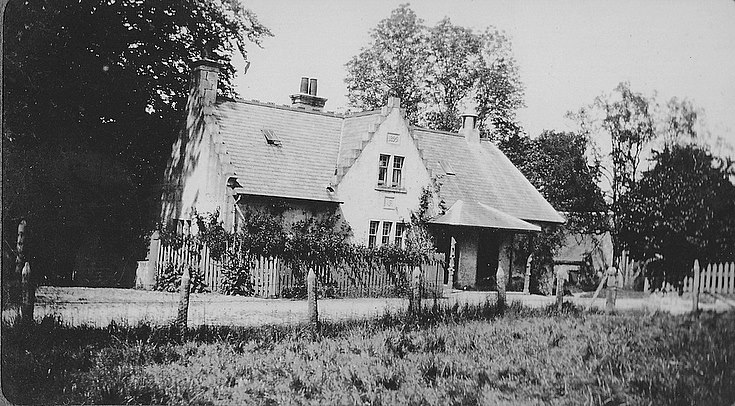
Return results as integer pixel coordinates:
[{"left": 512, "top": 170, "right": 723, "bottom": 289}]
[
  {"left": 377, "top": 154, "right": 405, "bottom": 188},
  {"left": 261, "top": 129, "right": 281, "bottom": 146},
  {"left": 368, "top": 221, "right": 405, "bottom": 247},
  {"left": 394, "top": 223, "right": 406, "bottom": 248},
  {"left": 378, "top": 154, "right": 390, "bottom": 186},
  {"left": 368, "top": 221, "right": 380, "bottom": 248},
  {"left": 392, "top": 156, "right": 404, "bottom": 187},
  {"left": 381, "top": 222, "right": 392, "bottom": 246}
]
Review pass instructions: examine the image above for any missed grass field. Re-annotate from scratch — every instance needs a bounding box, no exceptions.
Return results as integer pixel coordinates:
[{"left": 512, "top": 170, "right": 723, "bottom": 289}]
[{"left": 3, "top": 302, "right": 734, "bottom": 405}]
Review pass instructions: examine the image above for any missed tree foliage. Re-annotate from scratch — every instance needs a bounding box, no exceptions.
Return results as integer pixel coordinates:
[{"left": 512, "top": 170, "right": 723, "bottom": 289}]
[
  {"left": 2, "top": 0, "right": 271, "bottom": 282},
  {"left": 619, "top": 144, "right": 735, "bottom": 286},
  {"left": 499, "top": 130, "right": 606, "bottom": 292},
  {"left": 344, "top": 4, "right": 427, "bottom": 123},
  {"left": 500, "top": 131, "right": 606, "bottom": 233},
  {"left": 570, "top": 82, "right": 658, "bottom": 260},
  {"left": 345, "top": 4, "right": 524, "bottom": 137}
]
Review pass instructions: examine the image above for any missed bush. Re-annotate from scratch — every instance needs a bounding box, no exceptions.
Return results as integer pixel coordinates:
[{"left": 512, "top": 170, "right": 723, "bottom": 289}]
[
  {"left": 153, "top": 262, "right": 207, "bottom": 293},
  {"left": 218, "top": 257, "right": 253, "bottom": 296}
]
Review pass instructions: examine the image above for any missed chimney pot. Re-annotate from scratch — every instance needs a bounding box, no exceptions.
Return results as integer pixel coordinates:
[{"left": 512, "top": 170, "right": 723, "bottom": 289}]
[
  {"left": 290, "top": 77, "right": 327, "bottom": 110},
  {"left": 299, "top": 77, "right": 310, "bottom": 94},
  {"left": 460, "top": 111, "right": 480, "bottom": 144}
]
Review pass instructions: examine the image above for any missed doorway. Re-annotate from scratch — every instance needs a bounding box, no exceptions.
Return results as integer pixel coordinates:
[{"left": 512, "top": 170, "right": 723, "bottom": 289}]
[{"left": 476, "top": 230, "right": 499, "bottom": 290}]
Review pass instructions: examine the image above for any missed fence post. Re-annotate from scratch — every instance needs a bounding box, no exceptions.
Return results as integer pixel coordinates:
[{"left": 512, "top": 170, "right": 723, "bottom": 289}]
[
  {"left": 605, "top": 266, "right": 617, "bottom": 313},
  {"left": 307, "top": 268, "right": 319, "bottom": 339},
  {"left": 523, "top": 254, "right": 532, "bottom": 294},
  {"left": 176, "top": 266, "right": 191, "bottom": 329},
  {"left": 556, "top": 267, "right": 566, "bottom": 311},
  {"left": 692, "top": 259, "right": 700, "bottom": 314},
  {"left": 410, "top": 265, "right": 422, "bottom": 314},
  {"left": 496, "top": 263, "right": 506, "bottom": 313},
  {"left": 446, "top": 237, "right": 456, "bottom": 294},
  {"left": 21, "top": 262, "right": 34, "bottom": 325},
  {"left": 15, "top": 219, "right": 27, "bottom": 296},
  {"left": 145, "top": 230, "right": 161, "bottom": 290}
]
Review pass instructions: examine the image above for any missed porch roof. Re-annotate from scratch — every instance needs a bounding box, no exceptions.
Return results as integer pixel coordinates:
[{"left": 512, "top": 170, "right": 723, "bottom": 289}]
[{"left": 430, "top": 200, "right": 541, "bottom": 232}]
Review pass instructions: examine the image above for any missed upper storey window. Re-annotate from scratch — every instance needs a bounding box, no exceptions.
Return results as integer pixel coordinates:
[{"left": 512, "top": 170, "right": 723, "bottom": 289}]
[{"left": 377, "top": 154, "right": 404, "bottom": 188}]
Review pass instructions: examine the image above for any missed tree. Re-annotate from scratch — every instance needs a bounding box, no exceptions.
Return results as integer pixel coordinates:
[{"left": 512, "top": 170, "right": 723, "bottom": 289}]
[
  {"left": 2, "top": 0, "right": 271, "bottom": 283},
  {"left": 619, "top": 144, "right": 735, "bottom": 287},
  {"left": 345, "top": 5, "right": 524, "bottom": 137},
  {"left": 571, "top": 82, "right": 657, "bottom": 261},
  {"left": 344, "top": 4, "right": 427, "bottom": 123},
  {"left": 499, "top": 131, "right": 606, "bottom": 293}
]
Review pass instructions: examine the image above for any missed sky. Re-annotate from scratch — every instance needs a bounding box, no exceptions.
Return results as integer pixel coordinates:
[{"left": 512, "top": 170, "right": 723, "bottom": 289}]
[{"left": 232, "top": 0, "right": 735, "bottom": 157}]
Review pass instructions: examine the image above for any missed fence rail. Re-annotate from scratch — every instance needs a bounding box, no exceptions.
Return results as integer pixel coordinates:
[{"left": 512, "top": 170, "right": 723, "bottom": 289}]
[{"left": 155, "top": 239, "right": 444, "bottom": 298}]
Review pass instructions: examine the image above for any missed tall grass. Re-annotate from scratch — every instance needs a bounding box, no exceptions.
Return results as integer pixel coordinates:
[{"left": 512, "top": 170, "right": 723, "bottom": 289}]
[{"left": 3, "top": 302, "right": 734, "bottom": 405}]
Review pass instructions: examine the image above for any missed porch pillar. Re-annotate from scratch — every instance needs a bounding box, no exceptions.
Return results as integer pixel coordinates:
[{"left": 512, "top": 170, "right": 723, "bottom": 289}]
[
  {"left": 456, "top": 228, "right": 479, "bottom": 288},
  {"left": 497, "top": 232, "right": 513, "bottom": 290}
]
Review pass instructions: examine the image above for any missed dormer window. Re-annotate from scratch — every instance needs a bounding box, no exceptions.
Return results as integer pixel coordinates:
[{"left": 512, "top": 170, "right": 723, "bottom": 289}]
[
  {"left": 261, "top": 129, "right": 281, "bottom": 146},
  {"left": 377, "top": 154, "right": 404, "bottom": 188}
]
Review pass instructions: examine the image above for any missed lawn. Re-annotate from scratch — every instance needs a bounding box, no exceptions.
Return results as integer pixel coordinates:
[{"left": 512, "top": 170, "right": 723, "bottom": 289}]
[{"left": 3, "top": 302, "right": 734, "bottom": 405}]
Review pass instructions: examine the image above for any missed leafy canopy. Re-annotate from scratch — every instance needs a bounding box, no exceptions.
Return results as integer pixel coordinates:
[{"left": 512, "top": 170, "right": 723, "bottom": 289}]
[
  {"left": 345, "top": 4, "right": 524, "bottom": 137},
  {"left": 2, "top": 0, "right": 271, "bottom": 281},
  {"left": 619, "top": 144, "right": 735, "bottom": 285},
  {"left": 499, "top": 130, "right": 606, "bottom": 292}
]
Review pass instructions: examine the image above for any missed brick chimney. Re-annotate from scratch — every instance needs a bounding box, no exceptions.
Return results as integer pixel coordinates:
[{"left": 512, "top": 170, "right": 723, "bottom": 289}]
[
  {"left": 189, "top": 59, "right": 220, "bottom": 108},
  {"left": 290, "top": 77, "right": 327, "bottom": 110},
  {"left": 461, "top": 109, "right": 480, "bottom": 144}
]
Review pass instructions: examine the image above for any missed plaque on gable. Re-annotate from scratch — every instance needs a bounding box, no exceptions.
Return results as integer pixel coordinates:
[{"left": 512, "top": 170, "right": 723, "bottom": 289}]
[
  {"left": 383, "top": 196, "right": 396, "bottom": 209},
  {"left": 387, "top": 132, "right": 400, "bottom": 144}
]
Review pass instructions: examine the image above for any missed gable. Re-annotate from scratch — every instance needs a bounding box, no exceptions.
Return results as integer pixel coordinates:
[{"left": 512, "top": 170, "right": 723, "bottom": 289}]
[{"left": 214, "top": 100, "right": 343, "bottom": 202}]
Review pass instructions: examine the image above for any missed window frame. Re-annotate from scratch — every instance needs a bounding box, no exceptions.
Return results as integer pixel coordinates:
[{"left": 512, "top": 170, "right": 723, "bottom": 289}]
[
  {"left": 378, "top": 154, "right": 390, "bottom": 187},
  {"left": 381, "top": 221, "right": 393, "bottom": 246},
  {"left": 368, "top": 221, "right": 380, "bottom": 248},
  {"left": 377, "top": 154, "right": 405, "bottom": 189},
  {"left": 391, "top": 156, "right": 404, "bottom": 188},
  {"left": 394, "top": 222, "right": 406, "bottom": 248},
  {"left": 368, "top": 220, "right": 407, "bottom": 247}
]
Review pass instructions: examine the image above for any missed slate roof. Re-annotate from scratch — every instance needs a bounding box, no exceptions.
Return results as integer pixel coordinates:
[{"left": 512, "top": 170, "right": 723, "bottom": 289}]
[
  {"left": 211, "top": 98, "right": 563, "bottom": 227},
  {"left": 214, "top": 99, "right": 343, "bottom": 202},
  {"left": 432, "top": 200, "right": 541, "bottom": 231},
  {"left": 416, "top": 128, "right": 565, "bottom": 225}
]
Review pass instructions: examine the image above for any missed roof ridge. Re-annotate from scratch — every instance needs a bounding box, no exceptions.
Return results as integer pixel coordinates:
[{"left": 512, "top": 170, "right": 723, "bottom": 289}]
[
  {"left": 344, "top": 109, "right": 382, "bottom": 117},
  {"left": 410, "top": 126, "right": 464, "bottom": 137},
  {"left": 216, "top": 97, "right": 343, "bottom": 118}
]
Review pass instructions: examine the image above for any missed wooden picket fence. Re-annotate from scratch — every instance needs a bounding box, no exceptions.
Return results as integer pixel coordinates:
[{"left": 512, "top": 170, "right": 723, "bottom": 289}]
[
  {"left": 682, "top": 261, "right": 735, "bottom": 294},
  {"left": 155, "top": 239, "right": 444, "bottom": 298},
  {"left": 641, "top": 260, "right": 735, "bottom": 294}
]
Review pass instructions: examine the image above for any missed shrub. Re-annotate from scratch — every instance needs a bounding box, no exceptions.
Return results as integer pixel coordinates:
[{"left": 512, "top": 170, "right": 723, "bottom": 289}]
[
  {"left": 153, "top": 262, "right": 207, "bottom": 293},
  {"left": 218, "top": 257, "right": 253, "bottom": 296}
]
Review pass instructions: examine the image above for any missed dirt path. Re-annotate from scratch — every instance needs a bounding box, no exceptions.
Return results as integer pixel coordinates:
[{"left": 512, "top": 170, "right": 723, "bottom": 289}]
[{"left": 3, "top": 287, "right": 730, "bottom": 327}]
